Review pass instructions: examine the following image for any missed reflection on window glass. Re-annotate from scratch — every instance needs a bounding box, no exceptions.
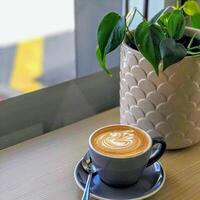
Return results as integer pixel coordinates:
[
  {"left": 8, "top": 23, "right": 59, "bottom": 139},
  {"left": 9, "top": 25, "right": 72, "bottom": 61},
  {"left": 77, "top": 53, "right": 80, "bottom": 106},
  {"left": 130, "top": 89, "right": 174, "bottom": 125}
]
[
  {"left": 0, "top": 0, "right": 75, "bottom": 100},
  {"left": 148, "top": 0, "right": 164, "bottom": 19},
  {"left": 129, "top": 0, "right": 144, "bottom": 29},
  {"left": 128, "top": 0, "right": 164, "bottom": 28}
]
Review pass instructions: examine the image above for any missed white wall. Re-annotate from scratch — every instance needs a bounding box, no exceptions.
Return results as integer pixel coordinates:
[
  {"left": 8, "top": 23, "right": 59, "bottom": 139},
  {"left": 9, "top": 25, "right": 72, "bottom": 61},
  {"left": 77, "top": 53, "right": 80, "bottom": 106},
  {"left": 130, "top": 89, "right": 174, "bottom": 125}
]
[{"left": 0, "top": 0, "right": 74, "bottom": 46}]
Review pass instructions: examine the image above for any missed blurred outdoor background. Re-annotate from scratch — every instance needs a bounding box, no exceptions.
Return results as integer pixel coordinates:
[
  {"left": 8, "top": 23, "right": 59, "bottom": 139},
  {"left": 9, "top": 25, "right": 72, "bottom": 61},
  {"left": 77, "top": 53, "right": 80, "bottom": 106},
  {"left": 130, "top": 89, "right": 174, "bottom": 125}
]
[
  {"left": 0, "top": 0, "right": 75, "bottom": 100},
  {"left": 0, "top": 0, "right": 164, "bottom": 101}
]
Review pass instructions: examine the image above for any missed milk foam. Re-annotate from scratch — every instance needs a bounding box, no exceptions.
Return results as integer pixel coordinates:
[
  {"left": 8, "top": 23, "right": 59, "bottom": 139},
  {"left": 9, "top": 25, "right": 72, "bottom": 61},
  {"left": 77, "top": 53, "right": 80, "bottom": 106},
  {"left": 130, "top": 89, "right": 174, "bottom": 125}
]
[
  {"left": 98, "top": 130, "right": 140, "bottom": 150},
  {"left": 91, "top": 126, "right": 150, "bottom": 158}
]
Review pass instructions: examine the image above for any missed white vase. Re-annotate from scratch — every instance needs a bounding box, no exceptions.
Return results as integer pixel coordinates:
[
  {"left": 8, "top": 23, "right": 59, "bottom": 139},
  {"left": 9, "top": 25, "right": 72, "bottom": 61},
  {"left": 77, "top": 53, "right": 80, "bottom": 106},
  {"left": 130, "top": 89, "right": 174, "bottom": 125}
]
[{"left": 120, "top": 27, "right": 200, "bottom": 149}]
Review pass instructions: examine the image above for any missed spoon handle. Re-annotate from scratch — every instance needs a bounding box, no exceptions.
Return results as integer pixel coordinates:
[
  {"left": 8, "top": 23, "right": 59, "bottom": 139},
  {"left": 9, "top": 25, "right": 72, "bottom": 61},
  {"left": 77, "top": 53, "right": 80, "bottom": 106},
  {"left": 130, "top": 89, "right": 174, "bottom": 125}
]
[{"left": 82, "top": 173, "right": 92, "bottom": 200}]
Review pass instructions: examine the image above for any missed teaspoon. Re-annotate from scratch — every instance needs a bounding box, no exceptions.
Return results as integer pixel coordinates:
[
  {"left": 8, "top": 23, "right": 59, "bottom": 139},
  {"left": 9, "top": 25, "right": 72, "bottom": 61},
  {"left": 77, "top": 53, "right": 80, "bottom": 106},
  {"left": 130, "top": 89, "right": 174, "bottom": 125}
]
[{"left": 81, "top": 152, "right": 97, "bottom": 200}]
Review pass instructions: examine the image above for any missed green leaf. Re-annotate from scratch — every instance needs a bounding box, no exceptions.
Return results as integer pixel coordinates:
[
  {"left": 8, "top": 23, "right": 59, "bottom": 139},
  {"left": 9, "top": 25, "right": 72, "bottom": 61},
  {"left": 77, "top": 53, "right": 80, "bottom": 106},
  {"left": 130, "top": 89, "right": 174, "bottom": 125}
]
[
  {"left": 96, "top": 12, "right": 126, "bottom": 74},
  {"left": 150, "top": 6, "right": 170, "bottom": 23},
  {"left": 97, "top": 12, "right": 126, "bottom": 58},
  {"left": 160, "top": 38, "right": 187, "bottom": 70},
  {"left": 183, "top": 0, "right": 200, "bottom": 16},
  {"left": 96, "top": 46, "right": 111, "bottom": 76},
  {"left": 158, "top": 12, "right": 171, "bottom": 27},
  {"left": 167, "top": 10, "right": 186, "bottom": 40},
  {"left": 191, "top": 13, "right": 200, "bottom": 28},
  {"left": 126, "top": 8, "right": 136, "bottom": 27},
  {"left": 135, "top": 21, "right": 165, "bottom": 74}
]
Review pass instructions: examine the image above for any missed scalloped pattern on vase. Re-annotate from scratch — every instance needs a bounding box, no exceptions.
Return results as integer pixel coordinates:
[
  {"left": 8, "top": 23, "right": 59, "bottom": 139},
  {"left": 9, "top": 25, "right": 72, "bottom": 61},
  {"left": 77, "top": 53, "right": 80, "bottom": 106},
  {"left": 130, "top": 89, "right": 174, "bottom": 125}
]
[{"left": 120, "top": 43, "right": 200, "bottom": 149}]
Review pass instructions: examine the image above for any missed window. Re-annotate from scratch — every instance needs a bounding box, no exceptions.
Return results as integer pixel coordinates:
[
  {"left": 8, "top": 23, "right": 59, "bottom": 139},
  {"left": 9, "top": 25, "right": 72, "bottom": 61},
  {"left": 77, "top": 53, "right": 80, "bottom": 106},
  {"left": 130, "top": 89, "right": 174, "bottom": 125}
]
[
  {"left": 0, "top": 0, "right": 76, "bottom": 99},
  {"left": 0, "top": 0, "right": 181, "bottom": 149}
]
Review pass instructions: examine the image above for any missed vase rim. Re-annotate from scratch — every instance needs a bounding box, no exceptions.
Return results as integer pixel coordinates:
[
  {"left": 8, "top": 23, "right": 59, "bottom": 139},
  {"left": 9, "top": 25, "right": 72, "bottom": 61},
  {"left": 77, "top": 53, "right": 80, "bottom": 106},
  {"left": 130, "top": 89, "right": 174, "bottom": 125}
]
[{"left": 122, "top": 26, "right": 200, "bottom": 59}]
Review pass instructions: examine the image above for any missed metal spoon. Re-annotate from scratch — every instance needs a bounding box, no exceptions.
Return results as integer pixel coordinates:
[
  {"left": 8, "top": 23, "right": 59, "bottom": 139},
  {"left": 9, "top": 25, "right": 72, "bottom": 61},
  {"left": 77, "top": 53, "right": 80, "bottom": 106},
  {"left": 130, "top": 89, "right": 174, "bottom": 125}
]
[{"left": 81, "top": 152, "right": 97, "bottom": 200}]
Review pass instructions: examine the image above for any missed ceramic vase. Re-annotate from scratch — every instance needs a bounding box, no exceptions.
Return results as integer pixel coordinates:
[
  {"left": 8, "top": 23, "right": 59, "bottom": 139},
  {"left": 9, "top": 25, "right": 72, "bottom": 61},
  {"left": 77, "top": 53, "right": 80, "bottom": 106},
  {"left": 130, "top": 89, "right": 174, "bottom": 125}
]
[{"left": 120, "top": 27, "right": 200, "bottom": 149}]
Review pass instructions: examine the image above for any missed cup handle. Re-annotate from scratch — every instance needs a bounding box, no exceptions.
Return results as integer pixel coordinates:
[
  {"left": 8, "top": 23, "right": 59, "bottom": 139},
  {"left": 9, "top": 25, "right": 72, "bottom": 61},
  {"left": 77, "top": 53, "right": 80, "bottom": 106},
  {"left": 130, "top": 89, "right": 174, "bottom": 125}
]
[{"left": 146, "top": 137, "right": 166, "bottom": 167}]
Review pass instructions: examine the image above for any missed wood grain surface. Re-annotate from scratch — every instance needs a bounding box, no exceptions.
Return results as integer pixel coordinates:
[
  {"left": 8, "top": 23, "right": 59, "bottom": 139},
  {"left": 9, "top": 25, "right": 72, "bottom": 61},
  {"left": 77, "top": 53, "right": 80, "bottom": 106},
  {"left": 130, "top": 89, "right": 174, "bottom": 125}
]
[{"left": 0, "top": 108, "right": 200, "bottom": 200}]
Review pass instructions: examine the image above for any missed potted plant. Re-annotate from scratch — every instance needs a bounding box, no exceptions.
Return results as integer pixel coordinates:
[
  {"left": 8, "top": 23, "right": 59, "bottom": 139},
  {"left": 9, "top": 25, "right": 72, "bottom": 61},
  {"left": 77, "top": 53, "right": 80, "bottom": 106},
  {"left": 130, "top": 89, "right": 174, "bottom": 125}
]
[{"left": 96, "top": 0, "right": 200, "bottom": 149}]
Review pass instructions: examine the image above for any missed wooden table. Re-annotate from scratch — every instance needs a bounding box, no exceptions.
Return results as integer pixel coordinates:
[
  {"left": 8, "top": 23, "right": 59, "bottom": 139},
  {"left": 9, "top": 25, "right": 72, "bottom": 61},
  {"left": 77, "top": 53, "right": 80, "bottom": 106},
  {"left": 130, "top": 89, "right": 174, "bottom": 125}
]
[{"left": 0, "top": 108, "right": 200, "bottom": 200}]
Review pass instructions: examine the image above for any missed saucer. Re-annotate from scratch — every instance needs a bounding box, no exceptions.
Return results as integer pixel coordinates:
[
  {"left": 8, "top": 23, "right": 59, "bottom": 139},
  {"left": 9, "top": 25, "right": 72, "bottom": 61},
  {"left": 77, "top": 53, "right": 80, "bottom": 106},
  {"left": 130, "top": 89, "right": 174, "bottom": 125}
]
[{"left": 74, "top": 159, "right": 166, "bottom": 200}]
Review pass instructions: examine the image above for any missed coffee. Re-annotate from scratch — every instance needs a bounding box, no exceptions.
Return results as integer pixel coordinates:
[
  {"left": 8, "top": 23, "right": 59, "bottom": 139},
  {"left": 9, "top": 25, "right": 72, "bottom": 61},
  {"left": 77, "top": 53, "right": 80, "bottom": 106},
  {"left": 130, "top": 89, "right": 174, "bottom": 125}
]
[{"left": 91, "top": 125, "right": 150, "bottom": 158}]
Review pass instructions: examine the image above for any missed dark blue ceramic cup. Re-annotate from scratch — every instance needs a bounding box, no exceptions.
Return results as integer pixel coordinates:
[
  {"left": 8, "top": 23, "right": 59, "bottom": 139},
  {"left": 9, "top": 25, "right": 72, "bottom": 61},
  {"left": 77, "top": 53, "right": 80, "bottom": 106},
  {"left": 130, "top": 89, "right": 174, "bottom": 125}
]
[{"left": 89, "top": 124, "right": 166, "bottom": 187}]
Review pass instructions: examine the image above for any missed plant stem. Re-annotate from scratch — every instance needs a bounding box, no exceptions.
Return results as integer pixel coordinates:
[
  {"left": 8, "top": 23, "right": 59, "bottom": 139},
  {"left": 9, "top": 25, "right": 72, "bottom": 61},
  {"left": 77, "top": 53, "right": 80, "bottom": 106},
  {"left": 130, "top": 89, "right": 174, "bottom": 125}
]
[
  {"left": 126, "top": 32, "right": 133, "bottom": 44},
  {"left": 135, "top": 9, "right": 147, "bottom": 21},
  {"left": 126, "top": 25, "right": 135, "bottom": 46},
  {"left": 187, "top": 33, "right": 197, "bottom": 49},
  {"left": 179, "top": 5, "right": 184, "bottom": 10},
  {"left": 154, "top": 6, "right": 171, "bottom": 23},
  {"left": 126, "top": 26, "right": 134, "bottom": 38},
  {"left": 172, "top": 0, "right": 180, "bottom": 9},
  {"left": 176, "top": 0, "right": 179, "bottom": 8},
  {"left": 187, "top": 45, "right": 200, "bottom": 51},
  {"left": 187, "top": 51, "right": 200, "bottom": 55},
  {"left": 126, "top": 8, "right": 136, "bottom": 27}
]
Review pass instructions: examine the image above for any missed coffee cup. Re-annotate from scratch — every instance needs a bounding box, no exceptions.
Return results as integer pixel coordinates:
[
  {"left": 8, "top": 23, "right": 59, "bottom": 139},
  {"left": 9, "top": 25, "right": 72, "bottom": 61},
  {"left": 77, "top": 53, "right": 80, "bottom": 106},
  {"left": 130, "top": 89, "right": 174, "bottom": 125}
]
[{"left": 89, "top": 124, "right": 166, "bottom": 187}]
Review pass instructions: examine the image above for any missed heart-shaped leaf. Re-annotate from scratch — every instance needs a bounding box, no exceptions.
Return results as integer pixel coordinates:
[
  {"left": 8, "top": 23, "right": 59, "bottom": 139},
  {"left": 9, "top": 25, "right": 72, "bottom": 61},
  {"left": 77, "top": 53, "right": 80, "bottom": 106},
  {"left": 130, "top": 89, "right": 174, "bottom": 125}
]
[
  {"left": 135, "top": 21, "right": 165, "bottom": 74},
  {"left": 96, "top": 12, "right": 126, "bottom": 75},
  {"left": 183, "top": 0, "right": 200, "bottom": 16},
  {"left": 158, "top": 12, "right": 171, "bottom": 28},
  {"left": 167, "top": 10, "right": 186, "bottom": 40},
  {"left": 104, "top": 17, "right": 126, "bottom": 55},
  {"left": 191, "top": 13, "right": 200, "bottom": 28},
  {"left": 160, "top": 38, "right": 187, "bottom": 70},
  {"left": 96, "top": 46, "right": 111, "bottom": 76},
  {"left": 150, "top": 7, "right": 170, "bottom": 23}
]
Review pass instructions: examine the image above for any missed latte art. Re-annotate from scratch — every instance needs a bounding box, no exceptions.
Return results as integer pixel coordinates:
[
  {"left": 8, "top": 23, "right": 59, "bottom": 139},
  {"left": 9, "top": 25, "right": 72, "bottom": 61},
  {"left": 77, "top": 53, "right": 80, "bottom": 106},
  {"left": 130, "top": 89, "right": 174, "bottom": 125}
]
[
  {"left": 99, "top": 131, "right": 139, "bottom": 150},
  {"left": 91, "top": 126, "right": 150, "bottom": 158}
]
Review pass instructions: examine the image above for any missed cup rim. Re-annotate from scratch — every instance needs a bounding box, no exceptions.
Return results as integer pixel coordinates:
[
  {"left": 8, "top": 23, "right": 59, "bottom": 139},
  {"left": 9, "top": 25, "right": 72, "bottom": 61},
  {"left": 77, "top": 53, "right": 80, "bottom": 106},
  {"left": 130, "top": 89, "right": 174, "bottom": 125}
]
[{"left": 89, "top": 124, "right": 152, "bottom": 159}]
